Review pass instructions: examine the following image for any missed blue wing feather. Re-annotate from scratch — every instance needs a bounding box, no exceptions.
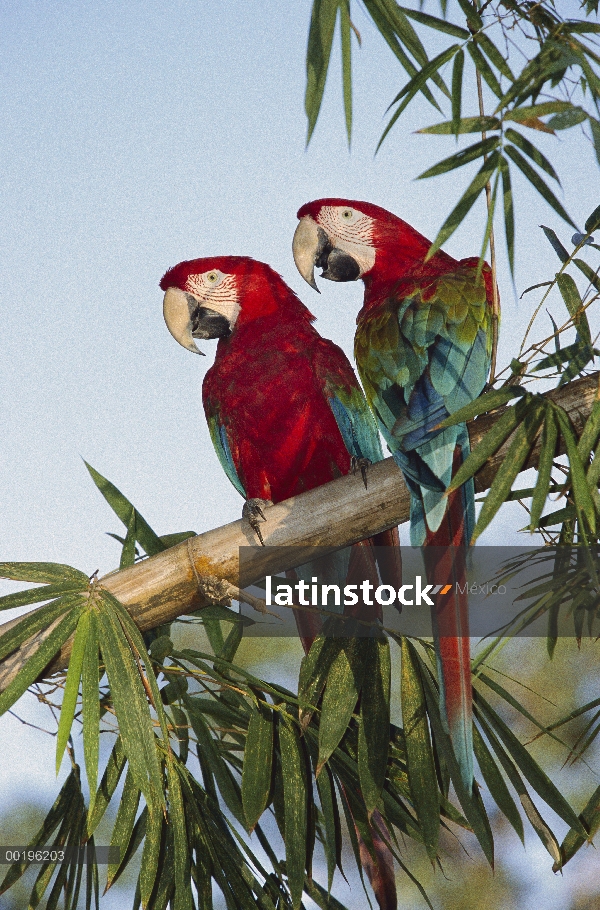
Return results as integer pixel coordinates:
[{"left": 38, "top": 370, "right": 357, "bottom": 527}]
[{"left": 206, "top": 414, "right": 246, "bottom": 498}]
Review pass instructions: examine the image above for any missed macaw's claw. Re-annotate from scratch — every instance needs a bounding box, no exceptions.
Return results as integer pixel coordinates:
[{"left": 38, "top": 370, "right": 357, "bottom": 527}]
[
  {"left": 351, "top": 456, "right": 371, "bottom": 490},
  {"left": 242, "top": 498, "right": 269, "bottom": 546}
]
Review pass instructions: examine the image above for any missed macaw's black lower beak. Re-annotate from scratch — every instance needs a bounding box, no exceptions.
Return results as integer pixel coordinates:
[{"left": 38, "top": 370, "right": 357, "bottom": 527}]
[
  {"left": 191, "top": 307, "right": 232, "bottom": 341},
  {"left": 321, "top": 247, "right": 361, "bottom": 282},
  {"left": 313, "top": 228, "right": 361, "bottom": 282}
]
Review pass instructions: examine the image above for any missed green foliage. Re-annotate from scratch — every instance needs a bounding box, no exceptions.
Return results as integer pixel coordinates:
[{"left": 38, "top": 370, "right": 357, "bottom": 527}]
[
  {"left": 3, "top": 467, "right": 598, "bottom": 907},
  {"left": 304, "top": 0, "right": 600, "bottom": 266}
]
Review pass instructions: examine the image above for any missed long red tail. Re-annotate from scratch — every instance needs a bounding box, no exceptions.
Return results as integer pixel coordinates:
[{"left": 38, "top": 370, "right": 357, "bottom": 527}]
[{"left": 424, "top": 448, "right": 473, "bottom": 790}]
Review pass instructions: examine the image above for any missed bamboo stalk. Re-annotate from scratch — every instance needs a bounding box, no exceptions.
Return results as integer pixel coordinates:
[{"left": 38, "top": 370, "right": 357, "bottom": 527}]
[{"left": 0, "top": 372, "right": 597, "bottom": 693}]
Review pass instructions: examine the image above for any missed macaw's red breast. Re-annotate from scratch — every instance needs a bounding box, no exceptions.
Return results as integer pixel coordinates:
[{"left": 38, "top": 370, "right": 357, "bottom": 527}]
[{"left": 203, "top": 313, "right": 358, "bottom": 503}]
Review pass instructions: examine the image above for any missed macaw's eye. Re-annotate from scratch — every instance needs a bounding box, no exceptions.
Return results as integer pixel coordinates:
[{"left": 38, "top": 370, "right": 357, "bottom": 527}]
[
  {"left": 206, "top": 271, "right": 220, "bottom": 284},
  {"left": 342, "top": 209, "right": 354, "bottom": 220}
]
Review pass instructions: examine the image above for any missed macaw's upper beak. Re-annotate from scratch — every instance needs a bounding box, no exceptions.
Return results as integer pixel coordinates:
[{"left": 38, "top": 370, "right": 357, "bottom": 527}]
[
  {"left": 163, "top": 287, "right": 232, "bottom": 355},
  {"left": 292, "top": 215, "right": 323, "bottom": 291},
  {"left": 293, "top": 215, "right": 361, "bottom": 289}
]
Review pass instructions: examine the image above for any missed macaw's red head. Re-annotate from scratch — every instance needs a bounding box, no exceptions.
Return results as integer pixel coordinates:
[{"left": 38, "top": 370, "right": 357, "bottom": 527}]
[
  {"left": 293, "top": 198, "right": 452, "bottom": 295},
  {"left": 160, "top": 255, "right": 314, "bottom": 355}
]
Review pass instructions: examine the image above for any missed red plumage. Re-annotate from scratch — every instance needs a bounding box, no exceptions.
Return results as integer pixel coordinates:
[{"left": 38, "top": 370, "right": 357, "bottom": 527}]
[{"left": 161, "top": 256, "right": 401, "bottom": 648}]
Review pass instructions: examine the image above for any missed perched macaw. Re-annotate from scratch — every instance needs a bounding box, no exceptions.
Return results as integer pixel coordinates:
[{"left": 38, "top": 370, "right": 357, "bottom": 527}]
[
  {"left": 160, "top": 255, "right": 401, "bottom": 908},
  {"left": 160, "top": 255, "right": 403, "bottom": 638},
  {"left": 293, "top": 199, "right": 495, "bottom": 789}
]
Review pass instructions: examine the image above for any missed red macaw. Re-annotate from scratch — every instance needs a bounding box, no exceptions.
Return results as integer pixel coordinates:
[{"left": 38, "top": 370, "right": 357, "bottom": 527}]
[
  {"left": 293, "top": 199, "right": 496, "bottom": 789},
  {"left": 160, "top": 255, "right": 401, "bottom": 908}
]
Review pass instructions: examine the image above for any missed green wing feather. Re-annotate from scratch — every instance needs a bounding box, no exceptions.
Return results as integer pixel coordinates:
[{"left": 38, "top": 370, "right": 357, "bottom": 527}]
[{"left": 206, "top": 412, "right": 246, "bottom": 498}]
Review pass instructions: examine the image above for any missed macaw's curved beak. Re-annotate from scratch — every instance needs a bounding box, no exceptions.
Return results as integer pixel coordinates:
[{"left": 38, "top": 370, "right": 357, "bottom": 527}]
[
  {"left": 163, "top": 287, "right": 232, "bottom": 355},
  {"left": 293, "top": 215, "right": 361, "bottom": 289},
  {"left": 292, "top": 216, "right": 322, "bottom": 291}
]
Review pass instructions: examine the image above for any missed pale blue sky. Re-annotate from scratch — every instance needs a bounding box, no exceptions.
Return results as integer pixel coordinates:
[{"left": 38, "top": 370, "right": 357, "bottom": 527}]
[{"left": 1, "top": 4, "right": 599, "bottom": 906}]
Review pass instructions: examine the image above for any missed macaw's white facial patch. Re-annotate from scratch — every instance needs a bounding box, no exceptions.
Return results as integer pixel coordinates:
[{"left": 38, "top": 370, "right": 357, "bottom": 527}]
[
  {"left": 319, "top": 205, "right": 376, "bottom": 277},
  {"left": 185, "top": 270, "right": 241, "bottom": 328}
]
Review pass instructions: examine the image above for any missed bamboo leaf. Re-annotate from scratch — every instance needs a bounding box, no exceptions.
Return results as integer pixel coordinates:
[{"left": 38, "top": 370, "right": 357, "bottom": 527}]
[
  {"left": 476, "top": 32, "right": 514, "bottom": 81},
  {"left": 317, "top": 640, "right": 365, "bottom": 774},
  {"left": 590, "top": 117, "right": 600, "bottom": 167},
  {"left": 304, "top": 879, "right": 351, "bottom": 910},
  {"left": 84, "top": 462, "right": 165, "bottom": 557},
  {"left": 446, "top": 399, "right": 531, "bottom": 493},
  {"left": 556, "top": 784, "right": 600, "bottom": 868},
  {"left": 0, "top": 579, "right": 87, "bottom": 612},
  {"left": 82, "top": 611, "right": 100, "bottom": 818},
  {"left": 120, "top": 508, "right": 137, "bottom": 569},
  {"left": 0, "top": 602, "right": 82, "bottom": 716},
  {"left": 417, "top": 136, "right": 499, "bottom": 179},
  {"left": 504, "top": 101, "right": 574, "bottom": 121},
  {"left": 186, "top": 699, "right": 245, "bottom": 825},
  {"left": 554, "top": 409, "right": 597, "bottom": 532},
  {"left": 500, "top": 155, "right": 515, "bottom": 273},
  {"left": 358, "top": 636, "right": 391, "bottom": 813},
  {"left": 525, "top": 793, "right": 563, "bottom": 864},
  {"left": 427, "top": 152, "right": 500, "bottom": 256},
  {"left": 298, "top": 634, "right": 343, "bottom": 728},
  {"left": 467, "top": 42, "right": 502, "bottom": 97},
  {"left": 451, "top": 48, "right": 464, "bottom": 136},
  {"left": 418, "top": 653, "right": 494, "bottom": 865},
  {"left": 96, "top": 600, "right": 164, "bottom": 809},
  {"left": 505, "top": 128, "right": 560, "bottom": 181},
  {"left": 158, "top": 531, "right": 196, "bottom": 548},
  {"left": 538, "top": 504, "right": 577, "bottom": 528},
  {"left": 475, "top": 706, "right": 562, "bottom": 860},
  {"left": 340, "top": 0, "right": 352, "bottom": 145},
  {"left": 437, "top": 385, "right": 525, "bottom": 427},
  {"left": 473, "top": 724, "right": 524, "bottom": 842},
  {"left": 504, "top": 146, "right": 577, "bottom": 229},
  {"left": 140, "top": 806, "right": 163, "bottom": 908},
  {"left": 585, "top": 203, "right": 600, "bottom": 233},
  {"left": 166, "top": 759, "right": 192, "bottom": 910},
  {"left": 548, "top": 108, "right": 588, "bottom": 129},
  {"left": 472, "top": 403, "right": 545, "bottom": 542},
  {"left": 170, "top": 705, "right": 189, "bottom": 763},
  {"left": 579, "top": 392, "right": 600, "bottom": 462},
  {"left": 0, "top": 595, "right": 75, "bottom": 664},
  {"left": 530, "top": 409, "right": 558, "bottom": 529},
  {"left": 455, "top": 0, "right": 482, "bottom": 28},
  {"left": 0, "top": 770, "right": 79, "bottom": 893},
  {"left": 0, "top": 562, "right": 88, "bottom": 585},
  {"left": 532, "top": 340, "right": 594, "bottom": 373},
  {"left": 556, "top": 272, "right": 591, "bottom": 344},
  {"left": 279, "top": 716, "right": 308, "bottom": 910},
  {"left": 316, "top": 766, "right": 341, "bottom": 892},
  {"left": 102, "top": 590, "right": 170, "bottom": 742},
  {"left": 401, "top": 638, "right": 439, "bottom": 860},
  {"left": 558, "top": 343, "right": 596, "bottom": 386},
  {"left": 399, "top": 6, "right": 470, "bottom": 38},
  {"left": 242, "top": 708, "right": 274, "bottom": 831},
  {"left": 107, "top": 769, "right": 141, "bottom": 888},
  {"left": 87, "top": 736, "right": 127, "bottom": 837},
  {"left": 379, "top": 45, "right": 459, "bottom": 150},
  {"left": 362, "top": 0, "right": 444, "bottom": 109},
  {"left": 56, "top": 609, "right": 90, "bottom": 773},
  {"left": 305, "top": 0, "right": 340, "bottom": 144},
  {"left": 419, "top": 115, "right": 502, "bottom": 135},
  {"left": 573, "top": 257, "right": 600, "bottom": 294},
  {"left": 541, "top": 224, "right": 570, "bottom": 262},
  {"left": 476, "top": 694, "right": 586, "bottom": 836}
]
